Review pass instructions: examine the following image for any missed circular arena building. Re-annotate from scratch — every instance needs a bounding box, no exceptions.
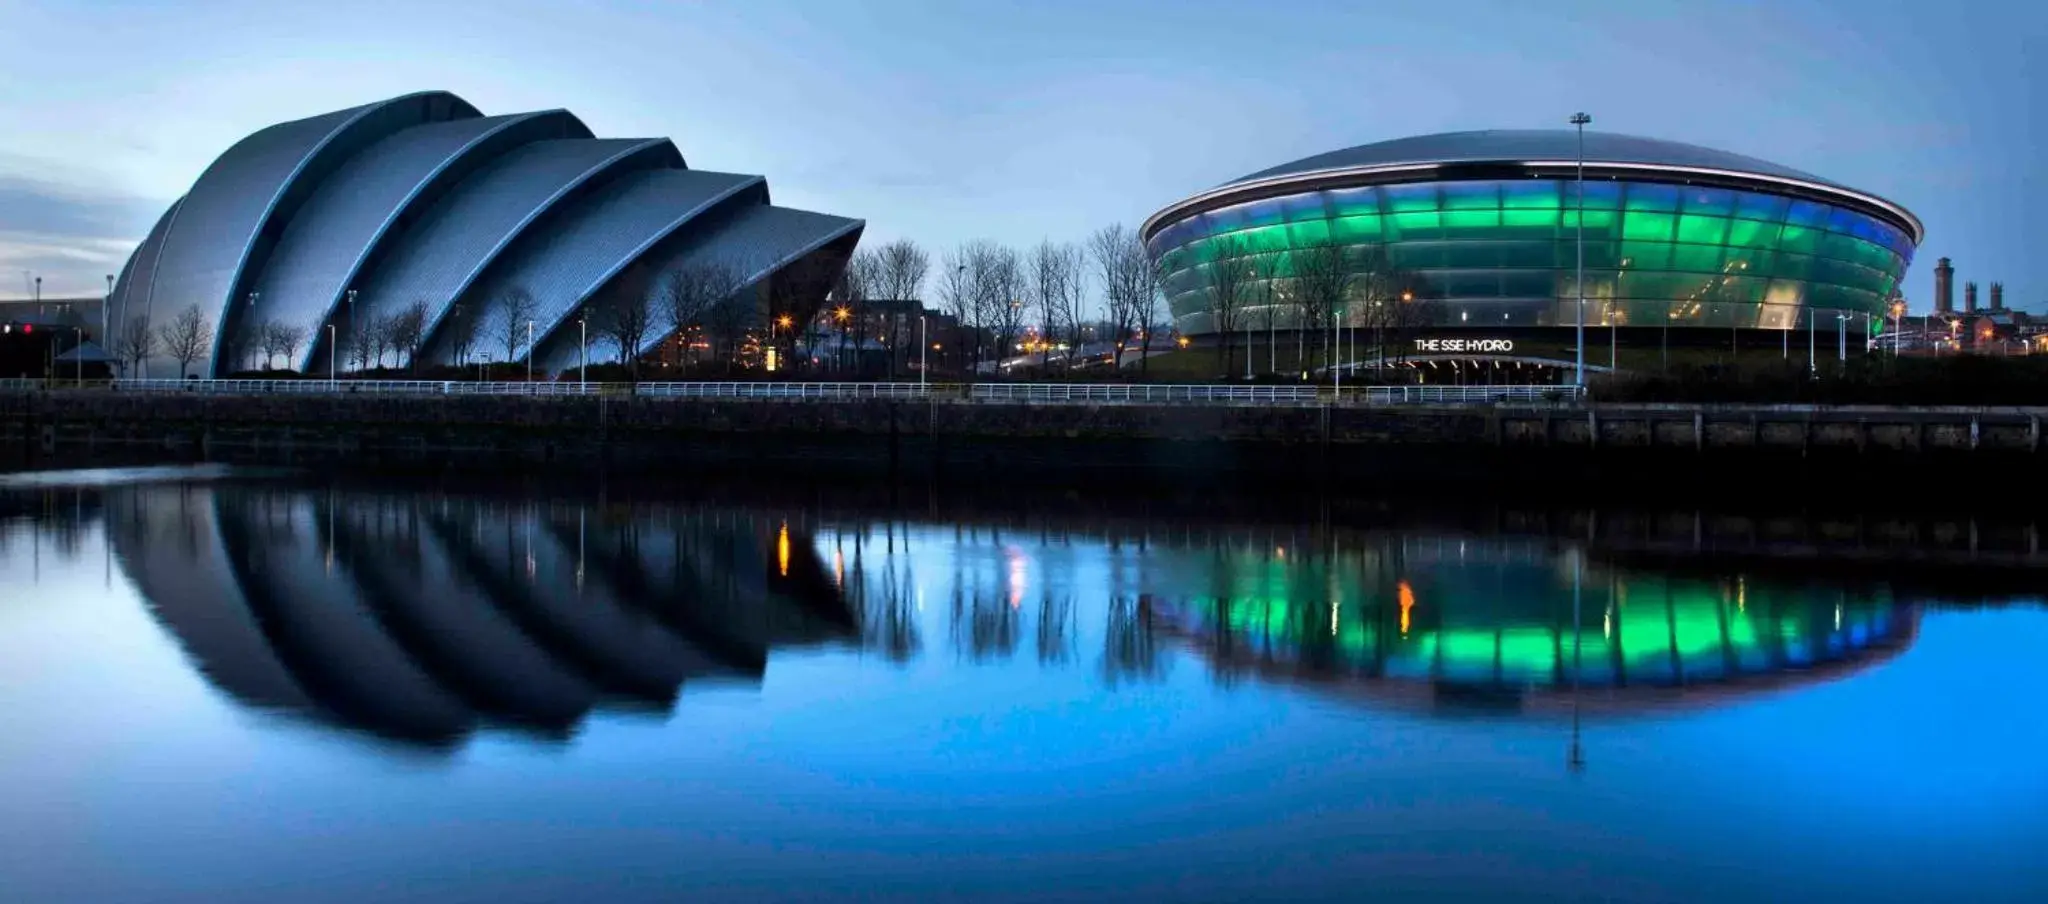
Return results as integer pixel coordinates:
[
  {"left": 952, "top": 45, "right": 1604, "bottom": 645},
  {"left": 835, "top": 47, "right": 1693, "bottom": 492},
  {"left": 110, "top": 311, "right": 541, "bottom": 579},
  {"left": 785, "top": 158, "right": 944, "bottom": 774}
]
[
  {"left": 107, "top": 91, "right": 862, "bottom": 378},
  {"left": 1142, "top": 130, "right": 1922, "bottom": 374}
]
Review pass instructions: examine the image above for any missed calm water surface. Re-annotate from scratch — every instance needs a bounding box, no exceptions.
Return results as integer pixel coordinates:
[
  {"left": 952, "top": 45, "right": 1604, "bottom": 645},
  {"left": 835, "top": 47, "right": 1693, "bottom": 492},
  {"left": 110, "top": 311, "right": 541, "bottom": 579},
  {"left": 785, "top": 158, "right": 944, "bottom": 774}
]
[{"left": 2, "top": 469, "right": 2044, "bottom": 903}]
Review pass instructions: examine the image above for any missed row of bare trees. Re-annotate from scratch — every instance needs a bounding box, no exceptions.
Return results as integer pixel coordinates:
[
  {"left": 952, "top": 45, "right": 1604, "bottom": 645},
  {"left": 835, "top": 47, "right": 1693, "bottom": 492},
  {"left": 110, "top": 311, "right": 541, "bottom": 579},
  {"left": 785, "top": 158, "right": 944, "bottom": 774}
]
[{"left": 1198, "top": 235, "right": 1434, "bottom": 377}]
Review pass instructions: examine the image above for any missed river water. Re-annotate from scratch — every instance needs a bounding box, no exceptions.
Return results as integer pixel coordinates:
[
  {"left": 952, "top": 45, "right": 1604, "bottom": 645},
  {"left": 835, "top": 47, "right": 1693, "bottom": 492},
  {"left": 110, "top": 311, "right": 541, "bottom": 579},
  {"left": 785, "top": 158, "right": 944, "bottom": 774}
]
[{"left": 1, "top": 467, "right": 2043, "bottom": 903}]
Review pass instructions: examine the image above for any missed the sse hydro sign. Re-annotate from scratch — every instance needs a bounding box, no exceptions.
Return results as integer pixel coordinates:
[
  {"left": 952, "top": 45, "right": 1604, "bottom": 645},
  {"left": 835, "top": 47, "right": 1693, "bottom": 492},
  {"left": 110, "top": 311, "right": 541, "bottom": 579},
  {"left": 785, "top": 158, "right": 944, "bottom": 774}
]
[{"left": 1413, "top": 337, "right": 1514, "bottom": 354}]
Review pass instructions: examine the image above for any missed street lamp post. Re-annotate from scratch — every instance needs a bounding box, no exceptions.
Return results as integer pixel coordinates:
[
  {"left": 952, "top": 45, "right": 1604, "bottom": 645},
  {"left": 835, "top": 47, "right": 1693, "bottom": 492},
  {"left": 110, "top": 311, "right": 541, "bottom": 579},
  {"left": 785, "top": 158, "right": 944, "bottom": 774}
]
[
  {"left": 343, "top": 288, "right": 357, "bottom": 377},
  {"left": 103, "top": 274, "right": 113, "bottom": 352},
  {"left": 578, "top": 317, "right": 588, "bottom": 389},
  {"left": 74, "top": 327, "right": 83, "bottom": 387},
  {"left": 526, "top": 319, "right": 534, "bottom": 384},
  {"left": 919, "top": 314, "right": 928, "bottom": 387},
  {"left": 1571, "top": 112, "right": 1591, "bottom": 389},
  {"left": 327, "top": 324, "right": 337, "bottom": 384},
  {"left": 1837, "top": 313, "right": 1846, "bottom": 363}
]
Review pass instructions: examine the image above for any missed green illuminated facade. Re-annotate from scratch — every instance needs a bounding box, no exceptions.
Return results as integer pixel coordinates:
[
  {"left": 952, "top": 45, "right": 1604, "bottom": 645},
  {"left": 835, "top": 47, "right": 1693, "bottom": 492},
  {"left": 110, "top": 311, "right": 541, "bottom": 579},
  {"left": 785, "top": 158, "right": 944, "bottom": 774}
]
[{"left": 1142, "top": 130, "right": 1923, "bottom": 342}]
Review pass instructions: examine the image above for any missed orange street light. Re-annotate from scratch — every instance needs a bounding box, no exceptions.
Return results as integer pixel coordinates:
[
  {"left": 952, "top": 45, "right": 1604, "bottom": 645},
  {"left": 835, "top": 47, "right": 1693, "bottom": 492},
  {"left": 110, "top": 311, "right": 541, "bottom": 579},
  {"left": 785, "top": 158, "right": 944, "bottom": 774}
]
[
  {"left": 776, "top": 314, "right": 794, "bottom": 329},
  {"left": 833, "top": 307, "right": 850, "bottom": 322}
]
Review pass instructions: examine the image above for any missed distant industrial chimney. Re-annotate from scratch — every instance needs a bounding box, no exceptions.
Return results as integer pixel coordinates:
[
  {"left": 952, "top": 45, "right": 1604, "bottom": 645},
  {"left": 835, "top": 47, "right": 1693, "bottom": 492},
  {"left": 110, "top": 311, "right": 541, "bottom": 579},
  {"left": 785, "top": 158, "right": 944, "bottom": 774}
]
[
  {"left": 1965, "top": 281, "right": 1978, "bottom": 313},
  {"left": 1934, "top": 258, "right": 1954, "bottom": 314},
  {"left": 1990, "top": 282, "right": 2004, "bottom": 311}
]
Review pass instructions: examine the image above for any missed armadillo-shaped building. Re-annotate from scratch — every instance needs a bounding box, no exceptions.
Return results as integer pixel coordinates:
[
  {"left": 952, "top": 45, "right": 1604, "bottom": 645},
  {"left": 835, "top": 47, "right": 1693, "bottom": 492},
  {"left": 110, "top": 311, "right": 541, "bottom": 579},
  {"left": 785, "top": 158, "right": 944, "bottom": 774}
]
[{"left": 108, "top": 91, "right": 863, "bottom": 376}]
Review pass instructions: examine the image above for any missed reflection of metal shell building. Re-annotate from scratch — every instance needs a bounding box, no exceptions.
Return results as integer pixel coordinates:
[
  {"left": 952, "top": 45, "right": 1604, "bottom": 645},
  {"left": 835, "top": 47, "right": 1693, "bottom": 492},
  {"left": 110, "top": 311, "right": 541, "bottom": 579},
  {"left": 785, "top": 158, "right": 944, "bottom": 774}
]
[
  {"left": 106, "top": 485, "right": 855, "bottom": 749},
  {"left": 1150, "top": 537, "right": 1915, "bottom": 716},
  {"left": 1142, "top": 131, "right": 1921, "bottom": 343},
  {"left": 107, "top": 91, "right": 862, "bottom": 376}
]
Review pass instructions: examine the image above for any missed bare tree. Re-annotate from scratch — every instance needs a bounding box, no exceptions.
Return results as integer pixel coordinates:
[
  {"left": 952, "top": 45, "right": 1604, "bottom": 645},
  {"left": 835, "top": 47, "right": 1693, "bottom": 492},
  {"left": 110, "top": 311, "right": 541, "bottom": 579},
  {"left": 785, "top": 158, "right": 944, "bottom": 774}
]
[
  {"left": 156, "top": 304, "right": 212, "bottom": 380},
  {"left": 253, "top": 321, "right": 305, "bottom": 371},
  {"left": 498, "top": 286, "right": 538, "bottom": 366},
  {"left": 983, "top": 244, "right": 1028, "bottom": 374},
  {"left": 1089, "top": 223, "right": 1166, "bottom": 376},
  {"left": 874, "top": 239, "right": 930, "bottom": 378},
  {"left": 1292, "top": 237, "right": 1353, "bottom": 375},
  {"left": 346, "top": 313, "right": 376, "bottom": 371},
  {"left": 661, "top": 260, "right": 743, "bottom": 371},
  {"left": 388, "top": 299, "right": 429, "bottom": 372},
  {"left": 939, "top": 243, "right": 980, "bottom": 372},
  {"left": 368, "top": 315, "right": 396, "bottom": 369},
  {"left": 271, "top": 322, "right": 305, "bottom": 371},
  {"left": 831, "top": 249, "right": 880, "bottom": 372},
  {"left": 1247, "top": 250, "right": 1287, "bottom": 376},
  {"left": 1202, "top": 235, "right": 1255, "bottom": 377},
  {"left": 591, "top": 264, "right": 658, "bottom": 382},
  {"left": 114, "top": 315, "right": 157, "bottom": 378},
  {"left": 1030, "top": 239, "right": 1088, "bottom": 373}
]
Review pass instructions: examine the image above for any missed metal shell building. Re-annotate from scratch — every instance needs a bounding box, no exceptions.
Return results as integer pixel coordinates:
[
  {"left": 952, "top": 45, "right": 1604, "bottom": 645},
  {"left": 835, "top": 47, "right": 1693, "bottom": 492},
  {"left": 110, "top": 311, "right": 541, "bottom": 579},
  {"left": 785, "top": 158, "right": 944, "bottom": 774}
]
[
  {"left": 1142, "top": 130, "right": 1922, "bottom": 346},
  {"left": 108, "top": 91, "right": 863, "bottom": 377}
]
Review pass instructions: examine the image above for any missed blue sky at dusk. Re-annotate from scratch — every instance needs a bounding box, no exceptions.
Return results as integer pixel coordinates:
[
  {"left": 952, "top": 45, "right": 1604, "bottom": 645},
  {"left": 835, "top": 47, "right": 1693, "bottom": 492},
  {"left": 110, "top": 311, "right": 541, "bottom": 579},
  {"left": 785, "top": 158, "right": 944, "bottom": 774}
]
[{"left": 0, "top": 0, "right": 2039, "bottom": 312}]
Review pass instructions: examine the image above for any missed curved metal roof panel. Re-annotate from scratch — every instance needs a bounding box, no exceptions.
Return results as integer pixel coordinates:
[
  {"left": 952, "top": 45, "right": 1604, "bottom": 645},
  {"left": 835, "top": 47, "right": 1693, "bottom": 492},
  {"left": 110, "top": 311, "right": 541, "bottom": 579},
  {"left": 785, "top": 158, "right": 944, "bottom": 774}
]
[
  {"left": 1226, "top": 129, "right": 1837, "bottom": 187},
  {"left": 350, "top": 138, "right": 674, "bottom": 355},
  {"left": 107, "top": 197, "right": 180, "bottom": 342},
  {"left": 234, "top": 113, "right": 557, "bottom": 370},
  {"left": 139, "top": 92, "right": 480, "bottom": 373},
  {"left": 531, "top": 204, "right": 862, "bottom": 371},
  {"left": 462, "top": 169, "right": 766, "bottom": 365}
]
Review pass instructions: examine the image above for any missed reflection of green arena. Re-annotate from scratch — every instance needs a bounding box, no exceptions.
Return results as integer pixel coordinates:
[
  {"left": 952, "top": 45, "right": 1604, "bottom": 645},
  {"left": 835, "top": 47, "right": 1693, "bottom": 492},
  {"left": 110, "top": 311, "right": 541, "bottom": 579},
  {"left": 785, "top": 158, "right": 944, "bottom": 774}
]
[
  {"left": 1142, "top": 131, "right": 1922, "bottom": 343},
  {"left": 1152, "top": 540, "right": 1912, "bottom": 708}
]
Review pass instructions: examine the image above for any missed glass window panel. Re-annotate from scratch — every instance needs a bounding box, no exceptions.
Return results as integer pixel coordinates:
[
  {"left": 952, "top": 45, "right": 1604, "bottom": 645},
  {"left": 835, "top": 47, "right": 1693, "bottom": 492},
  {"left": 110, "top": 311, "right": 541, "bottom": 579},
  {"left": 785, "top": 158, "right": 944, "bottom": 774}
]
[
  {"left": 1735, "top": 191, "right": 1789, "bottom": 222},
  {"left": 1617, "top": 241, "right": 1671, "bottom": 270},
  {"left": 1500, "top": 271, "right": 1553, "bottom": 298},
  {"left": 1563, "top": 209, "right": 1619, "bottom": 232},
  {"left": 1670, "top": 244, "right": 1726, "bottom": 274},
  {"left": 1624, "top": 182, "right": 1680, "bottom": 211},
  {"left": 1328, "top": 215, "right": 1381, "bottom": 243},
  {"left": 1498, "top": 242, "right": 1555, "bottom": 268},
  {"left": 1785, "top": 200, "right": 1829, "bottom": 228},
  {"left": 1622, "top": 211, "right": 1676, "bottom": 242},
  {"left": 1816, "top": 231, "right": 1864, "bottom": 264},
  {"left": 1676, "top": 214, "right": 1729, "bottom": 245},
  {"left": 1501, "top": 180, "right": 1560, "bottom": 209},
  {"left": 1682, "top": 187, "right": 1736, "bottom": 216},
  {"left": 1442, "top": 272, "right": 1502, "bottom": 297},
  {"left": 1440, "top": 243, "right": 1501, "bottom": 268},
  {"left": 1725, "top": 218, "right": 1778, "bottom": 249},
  {"left": 1721, "top": 250, "right": 1767, "bottom": 275},
  {"left": 1389, "top": 210, "right": 1442, "bottom": 238},
  {"left": 1619, "top": 273, "right": 1692, "bottom": 301},
  {"left": 1769, "top": 251, "right": 1814, "bottom": 280},
  {"left": 1325, "top": 187, "right": 1382, "bottom": 217},
  {"left": 1238, "top": 199, "right": 1287, "bottom": 229},
  {"left": 1501, "top": 208, "right": 1558, "bottom": 230},
  {"left": 1442, "top": 208, "right": 1501, "bottom": 230},
  {"left": 1826, "top": 205, "right": 1868, "bottom": 236},
  {"left": 1776, "top": 224, "right": 1819, "bottom": 254},
  {"left": 1389, "top": 244, "right": 1447, "bottom": 269},
  {"left": 1241, "top": 225, "right": 1290, "bottom": 255},
  {"left": 1287, "top": 219, "right": 1331, "bottom": 245},
  {"left": 1441, "top": 182, "right": 1502, "bottom": 210},
  {"left": 1281, "top": 192, "right": 1329, "bottom": 223},
  {"left": 1717, "top": 275, "right": 1767, "bottom": 305},
  {"left": 1567, "top": 180, "right": 1622, "bottom": 209},
  {"left": 1382, "top": 184, "right": 1440, "bottom": 213}
]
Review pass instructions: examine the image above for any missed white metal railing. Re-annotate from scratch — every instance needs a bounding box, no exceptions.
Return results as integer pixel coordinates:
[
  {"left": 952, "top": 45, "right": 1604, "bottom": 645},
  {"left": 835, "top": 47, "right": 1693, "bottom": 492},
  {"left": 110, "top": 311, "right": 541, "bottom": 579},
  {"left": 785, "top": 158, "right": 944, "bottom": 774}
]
[
  {"left": 971, "top": 383, "right": 1322, "bottom": 404},
  {"left": 634, "top": 382, "right": 934, "bottom": 400},
  {"left": 74, "top": 379, "right": 1579, "bottom": 406},
  {"left": 1350, "top": 385, "right": 1582, "bottom": 405}
]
